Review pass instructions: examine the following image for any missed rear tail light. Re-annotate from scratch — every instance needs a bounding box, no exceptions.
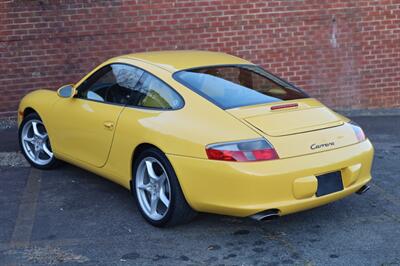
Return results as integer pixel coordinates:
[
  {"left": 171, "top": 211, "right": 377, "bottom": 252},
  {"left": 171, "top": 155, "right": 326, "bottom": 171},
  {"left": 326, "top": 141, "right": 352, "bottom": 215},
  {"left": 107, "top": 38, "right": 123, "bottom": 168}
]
[
  {"left": 206, "top": 139, "right": 279, "bottom": 162},
  {"left": 349, "top": 121, "right": 366, "bottom": 142}
]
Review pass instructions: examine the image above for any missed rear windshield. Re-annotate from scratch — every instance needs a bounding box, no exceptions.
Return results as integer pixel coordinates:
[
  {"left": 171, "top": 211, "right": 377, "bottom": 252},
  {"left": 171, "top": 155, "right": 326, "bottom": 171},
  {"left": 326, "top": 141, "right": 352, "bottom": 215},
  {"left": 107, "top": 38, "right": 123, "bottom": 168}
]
[{"left": 173, "top": 65, "right": 308, "bottom": 109}]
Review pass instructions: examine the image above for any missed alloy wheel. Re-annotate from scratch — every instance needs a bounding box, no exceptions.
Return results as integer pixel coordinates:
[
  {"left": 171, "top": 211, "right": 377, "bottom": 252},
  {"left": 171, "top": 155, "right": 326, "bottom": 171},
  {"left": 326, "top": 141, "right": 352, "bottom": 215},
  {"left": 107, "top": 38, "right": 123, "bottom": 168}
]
[
  {"left": 135, "top": 157, "right": 171, "bottom": 220},
  {"left": 21, "top": 119, "right": 53, "bottom": 166}
]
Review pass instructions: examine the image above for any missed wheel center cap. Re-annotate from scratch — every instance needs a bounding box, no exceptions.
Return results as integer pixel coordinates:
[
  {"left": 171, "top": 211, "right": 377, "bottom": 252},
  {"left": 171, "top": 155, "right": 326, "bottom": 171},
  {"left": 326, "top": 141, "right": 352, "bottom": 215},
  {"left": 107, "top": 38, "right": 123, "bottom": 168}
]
[{"left": 149, "top": 183, "right": 159, "bottom": 192}]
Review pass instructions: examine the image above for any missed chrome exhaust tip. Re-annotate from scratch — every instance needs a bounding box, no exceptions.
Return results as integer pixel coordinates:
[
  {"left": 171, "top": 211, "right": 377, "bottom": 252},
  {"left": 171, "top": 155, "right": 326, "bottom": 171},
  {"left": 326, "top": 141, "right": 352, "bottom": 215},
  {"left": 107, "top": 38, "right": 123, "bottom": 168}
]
[
  {"left": 250, "top": 209, "right": 280, "bottom": 221},
  {"left": 356, "top": 184, "right": 370, "bottom": 195}
]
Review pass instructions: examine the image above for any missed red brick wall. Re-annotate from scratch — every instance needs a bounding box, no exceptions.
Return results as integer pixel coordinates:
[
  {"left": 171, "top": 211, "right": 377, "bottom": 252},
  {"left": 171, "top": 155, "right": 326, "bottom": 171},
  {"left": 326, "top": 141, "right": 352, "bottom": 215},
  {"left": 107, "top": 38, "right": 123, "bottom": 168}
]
[{"left": 1, "top": 0, "right": 399, "bottom": 117}]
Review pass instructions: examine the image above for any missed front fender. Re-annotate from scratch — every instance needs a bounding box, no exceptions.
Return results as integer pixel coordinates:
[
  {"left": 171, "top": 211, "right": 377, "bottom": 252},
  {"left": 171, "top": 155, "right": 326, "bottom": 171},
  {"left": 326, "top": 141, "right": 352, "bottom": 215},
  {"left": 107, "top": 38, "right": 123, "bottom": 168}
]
[{"left": 18, "top": 89, "right": 59, "bottom": 127}]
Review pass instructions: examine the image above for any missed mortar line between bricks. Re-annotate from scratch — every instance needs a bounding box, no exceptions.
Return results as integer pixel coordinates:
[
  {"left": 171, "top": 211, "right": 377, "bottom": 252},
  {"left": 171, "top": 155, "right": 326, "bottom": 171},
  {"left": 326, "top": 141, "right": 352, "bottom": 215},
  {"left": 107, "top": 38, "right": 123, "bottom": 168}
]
[
  {"left": 0, "top": 7, "right": 365, "bottom": 45},
  {"left": 9, "top": 168, "right": 41, "bottom": 249}
]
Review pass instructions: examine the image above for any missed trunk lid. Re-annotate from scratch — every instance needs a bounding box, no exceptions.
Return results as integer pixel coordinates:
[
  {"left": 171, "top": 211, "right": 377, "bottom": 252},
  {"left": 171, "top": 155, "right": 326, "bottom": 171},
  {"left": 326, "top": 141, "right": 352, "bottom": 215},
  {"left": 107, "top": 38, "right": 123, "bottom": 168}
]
[
  {"left": 245, "top": 107, "right": 343, "bottom": 137},
  {"left": 227, "top": 98, "right": 344, "bottom": 137},
  {"left": 227, "top": 98, "right": 359, "bottom": 158}
]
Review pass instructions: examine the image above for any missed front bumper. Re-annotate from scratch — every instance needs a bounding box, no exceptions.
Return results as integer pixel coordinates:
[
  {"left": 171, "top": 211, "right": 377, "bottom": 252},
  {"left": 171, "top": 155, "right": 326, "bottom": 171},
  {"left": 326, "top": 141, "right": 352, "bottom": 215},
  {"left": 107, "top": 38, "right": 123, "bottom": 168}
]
[{"left": 167, "top": 140, "right": 374, "bottom": 217}]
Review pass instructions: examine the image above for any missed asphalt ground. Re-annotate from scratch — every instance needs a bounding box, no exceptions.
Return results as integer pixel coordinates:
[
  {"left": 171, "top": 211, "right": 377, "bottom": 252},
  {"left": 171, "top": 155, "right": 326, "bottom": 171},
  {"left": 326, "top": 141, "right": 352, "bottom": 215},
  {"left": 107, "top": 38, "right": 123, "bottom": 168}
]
[{"left": 0, "top": 115, "right": 399, "bottom": 266}]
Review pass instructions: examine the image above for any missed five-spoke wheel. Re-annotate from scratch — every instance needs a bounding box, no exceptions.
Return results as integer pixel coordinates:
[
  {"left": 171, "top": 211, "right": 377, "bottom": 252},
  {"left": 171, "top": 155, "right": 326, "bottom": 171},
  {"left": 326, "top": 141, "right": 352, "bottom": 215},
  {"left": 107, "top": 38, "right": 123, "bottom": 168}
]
[
  {"left": 19, "top": 113, "right": 59, "bottom": 169},
  {"left": 133, "top": 148, "right": 196, "bottom": 227},
  {"left": 136, "top": 157, "right": 171, "bottom": 220}
]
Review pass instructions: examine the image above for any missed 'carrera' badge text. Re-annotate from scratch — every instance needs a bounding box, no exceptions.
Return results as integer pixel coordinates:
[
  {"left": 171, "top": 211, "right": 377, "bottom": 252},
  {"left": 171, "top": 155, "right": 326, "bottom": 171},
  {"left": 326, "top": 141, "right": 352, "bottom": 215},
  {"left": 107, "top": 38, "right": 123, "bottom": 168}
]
[{"left": 310, "top": 142, "right": 335, "bottom": 150}]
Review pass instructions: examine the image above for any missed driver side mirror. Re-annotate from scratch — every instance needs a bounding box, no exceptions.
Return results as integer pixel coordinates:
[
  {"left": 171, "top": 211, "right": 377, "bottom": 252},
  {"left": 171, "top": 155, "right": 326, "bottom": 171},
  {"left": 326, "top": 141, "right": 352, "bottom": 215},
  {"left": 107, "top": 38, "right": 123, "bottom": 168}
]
[{"left": 57, "top": 84, "right": 76, "bottom": 98}]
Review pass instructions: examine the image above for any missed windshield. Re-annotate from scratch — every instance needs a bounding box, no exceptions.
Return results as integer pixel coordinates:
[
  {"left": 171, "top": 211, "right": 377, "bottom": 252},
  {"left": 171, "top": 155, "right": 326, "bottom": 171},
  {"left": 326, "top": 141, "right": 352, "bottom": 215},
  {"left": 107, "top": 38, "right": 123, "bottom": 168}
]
[{"left": 173, "top": 65, "right": 308, "bottom": 109}]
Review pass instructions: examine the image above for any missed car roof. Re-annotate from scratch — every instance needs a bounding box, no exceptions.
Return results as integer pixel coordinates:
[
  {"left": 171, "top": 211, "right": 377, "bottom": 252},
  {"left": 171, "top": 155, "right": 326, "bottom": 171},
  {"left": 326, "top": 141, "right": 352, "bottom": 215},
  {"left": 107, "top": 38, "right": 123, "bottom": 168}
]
[{"left": 117, "top": 50, "right": 252, "bottom": 72}]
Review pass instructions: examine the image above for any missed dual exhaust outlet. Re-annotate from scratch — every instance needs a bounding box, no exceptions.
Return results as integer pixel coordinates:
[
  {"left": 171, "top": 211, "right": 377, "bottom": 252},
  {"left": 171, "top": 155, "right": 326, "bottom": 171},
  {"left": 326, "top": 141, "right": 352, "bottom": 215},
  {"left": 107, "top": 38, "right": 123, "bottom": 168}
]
[
  {"left": 250, "top": 209, "right": 280, "bottom": 221},
  {"left": 356, "top": 184, "right": 370, "bottom": 195},
  {"left": 250, "top": 184, "right": 370, "bottom": 221}
]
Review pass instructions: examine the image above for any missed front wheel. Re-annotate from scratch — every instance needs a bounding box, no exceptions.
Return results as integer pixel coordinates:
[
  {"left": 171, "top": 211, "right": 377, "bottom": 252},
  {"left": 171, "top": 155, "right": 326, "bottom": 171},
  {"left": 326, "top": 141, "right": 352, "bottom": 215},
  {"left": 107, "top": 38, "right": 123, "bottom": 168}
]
[
  {"left": 133, "top": 148, "right": 196, "bottom": 227},
  {"left": 19, "top": 113, "right": 59, "bottom": 169}
]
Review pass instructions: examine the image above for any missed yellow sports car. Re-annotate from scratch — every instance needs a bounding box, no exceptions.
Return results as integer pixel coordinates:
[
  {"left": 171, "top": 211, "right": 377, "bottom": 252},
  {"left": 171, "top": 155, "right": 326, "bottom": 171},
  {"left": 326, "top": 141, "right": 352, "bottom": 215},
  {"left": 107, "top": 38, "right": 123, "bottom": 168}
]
[{"left": 18, "top": 51, "right": 374, "bottom": 227}]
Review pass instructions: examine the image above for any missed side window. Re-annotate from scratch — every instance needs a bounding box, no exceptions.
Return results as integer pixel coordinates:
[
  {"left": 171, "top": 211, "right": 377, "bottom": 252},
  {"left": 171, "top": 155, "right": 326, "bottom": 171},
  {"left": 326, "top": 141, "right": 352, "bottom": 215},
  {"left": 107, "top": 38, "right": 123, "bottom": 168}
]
[
  {"left": 135, "top": 73, "right": 183, "bottom": 110},
  {"left": 77, "top": 64, "right": 144, "bottom": 105}
]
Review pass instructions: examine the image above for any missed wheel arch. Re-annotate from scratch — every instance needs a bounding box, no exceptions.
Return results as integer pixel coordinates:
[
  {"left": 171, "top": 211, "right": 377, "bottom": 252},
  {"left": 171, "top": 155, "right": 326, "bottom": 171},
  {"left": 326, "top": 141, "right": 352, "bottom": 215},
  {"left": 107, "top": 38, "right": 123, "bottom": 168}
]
[
  {"left": 129, "top": 142, "right": 197, "bottom": 225},
  {"left": 18, "top": 108, "right": 60, "bottom": 169},
  {"left": 22, "top": 107, "right": 39, "bottom": 119},
  {"left": 130, "top": 143, "right": 164, "bottom": 190},
  {"left": 18, "top": 89, "right": 58, "bottom": 127}
]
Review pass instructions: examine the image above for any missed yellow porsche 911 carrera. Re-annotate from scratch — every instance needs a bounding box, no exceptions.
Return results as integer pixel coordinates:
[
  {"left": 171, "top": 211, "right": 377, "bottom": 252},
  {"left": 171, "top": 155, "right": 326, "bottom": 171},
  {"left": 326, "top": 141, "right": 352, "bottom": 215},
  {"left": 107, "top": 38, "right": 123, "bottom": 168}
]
[{"left": 18, "top": 51, "right": 374, "bottom": 226}]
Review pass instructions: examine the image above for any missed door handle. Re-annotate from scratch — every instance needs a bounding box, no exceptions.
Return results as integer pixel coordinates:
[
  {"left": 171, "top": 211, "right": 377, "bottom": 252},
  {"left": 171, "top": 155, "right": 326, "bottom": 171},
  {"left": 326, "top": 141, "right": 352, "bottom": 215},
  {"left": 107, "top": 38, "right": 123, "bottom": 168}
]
[{"left": 104, "top": 121, "right": 114, "bottom": 130}]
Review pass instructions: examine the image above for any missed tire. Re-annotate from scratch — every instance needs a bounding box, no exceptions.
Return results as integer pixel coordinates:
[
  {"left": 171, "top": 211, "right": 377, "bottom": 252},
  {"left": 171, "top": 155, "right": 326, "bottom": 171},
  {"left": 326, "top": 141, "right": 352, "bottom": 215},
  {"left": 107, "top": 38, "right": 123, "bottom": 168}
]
[
  {"left": 132, "top": 147, "right": 197, "bottom": 227},
  {"left": 18, "top": 113, "right": 60, "bottom": 170}
]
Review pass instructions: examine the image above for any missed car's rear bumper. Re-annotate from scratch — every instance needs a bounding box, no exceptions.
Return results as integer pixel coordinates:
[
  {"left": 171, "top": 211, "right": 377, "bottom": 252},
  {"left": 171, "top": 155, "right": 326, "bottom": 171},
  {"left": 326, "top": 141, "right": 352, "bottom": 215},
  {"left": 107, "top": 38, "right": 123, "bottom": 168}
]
[{"left": 167, "top": 139, "right": 374, "bottom": 217}]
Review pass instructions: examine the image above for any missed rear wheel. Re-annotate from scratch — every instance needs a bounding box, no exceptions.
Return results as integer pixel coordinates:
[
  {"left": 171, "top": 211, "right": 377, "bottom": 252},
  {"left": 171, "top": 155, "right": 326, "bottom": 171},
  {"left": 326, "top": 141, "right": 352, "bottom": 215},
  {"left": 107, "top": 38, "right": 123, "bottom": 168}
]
[
  {"left": 133, "top": 148, "right": 196, "bottom": 227},
  {"left": 19, "top": 113, "right": 59, "bottom": 169}
]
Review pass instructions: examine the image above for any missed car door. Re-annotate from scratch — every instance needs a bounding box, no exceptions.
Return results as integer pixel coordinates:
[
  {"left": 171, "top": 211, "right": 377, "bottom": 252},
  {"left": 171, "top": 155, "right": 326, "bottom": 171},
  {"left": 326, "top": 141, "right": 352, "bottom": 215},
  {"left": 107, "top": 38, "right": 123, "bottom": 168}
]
[{"left": 51, "top": 64, "right": 144, "bottom": 167}]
